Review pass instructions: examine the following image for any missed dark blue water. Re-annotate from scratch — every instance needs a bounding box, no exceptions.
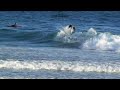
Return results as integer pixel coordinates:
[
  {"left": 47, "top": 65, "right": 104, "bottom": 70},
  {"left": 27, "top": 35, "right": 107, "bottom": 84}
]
[{"left": 0, "top": 11, "right": 120, "bottom": 79}]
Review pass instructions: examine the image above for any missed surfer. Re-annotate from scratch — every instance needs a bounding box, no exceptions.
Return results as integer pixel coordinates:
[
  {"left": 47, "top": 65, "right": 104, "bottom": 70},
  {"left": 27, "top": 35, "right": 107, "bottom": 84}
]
[
  {"left": 7, "top": 22, "right": 21, "bottom": 28},
  {"left": 57, "top": 25, "right": 76, "bottom": 37},
  {"left": 67, "top": 25, "right": 76, "bottom": 34},
  {"left": 64, "top": 25, "right": 75, "bottom": 34}
]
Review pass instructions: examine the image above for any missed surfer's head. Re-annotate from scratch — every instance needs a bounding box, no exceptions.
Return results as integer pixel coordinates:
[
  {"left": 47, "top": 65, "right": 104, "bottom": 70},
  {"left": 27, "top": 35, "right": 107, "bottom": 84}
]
[
  {"left": 67, "top": 25, "right": 76, "bottom": 34},
  {"left": 73, "top": 26, "right": 75, "bottom": 30},
  {"left": 69, "top": 25, "right": 75, "bottom": 32},
  {"left": 69, "top": 25, "right": 72, "bottom": 28}
]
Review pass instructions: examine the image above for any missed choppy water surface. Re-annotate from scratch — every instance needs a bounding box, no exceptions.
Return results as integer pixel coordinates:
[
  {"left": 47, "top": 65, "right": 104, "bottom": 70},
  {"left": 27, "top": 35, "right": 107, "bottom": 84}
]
[{"left": 0, "top": 11, "right": 120, "bottom": 79}]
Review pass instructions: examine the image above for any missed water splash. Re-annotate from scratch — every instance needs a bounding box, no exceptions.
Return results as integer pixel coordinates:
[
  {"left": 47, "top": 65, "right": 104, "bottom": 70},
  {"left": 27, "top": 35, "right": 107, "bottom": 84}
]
[{"left": 0, "top": 59, "right": 120, "bottom": 73}]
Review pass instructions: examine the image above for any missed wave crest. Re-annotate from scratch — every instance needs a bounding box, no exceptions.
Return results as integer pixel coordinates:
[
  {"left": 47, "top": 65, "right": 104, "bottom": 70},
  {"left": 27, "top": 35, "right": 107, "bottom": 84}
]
[
  {"left": 0, "top": 59, "right": 120, "bottom": 73},
  {"left": 1, "top": 26, "right": 120, "bottom": 52},
  {"left": 83, "top": 31, "right": 120, "bottom": 51},
  {"left": 55, "top": 27, "right": 120, "bottom": 52}
]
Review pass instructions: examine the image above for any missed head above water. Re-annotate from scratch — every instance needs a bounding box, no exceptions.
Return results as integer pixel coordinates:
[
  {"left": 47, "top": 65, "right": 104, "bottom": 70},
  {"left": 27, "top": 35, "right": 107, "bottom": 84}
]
[
  {"left": 67, "top": 25, "right": 76, "bottom": 34},
  {"left": 73, "top": 26, "right": 75, "bottom": 30},
  {"left": 68, "top": 25, "right": 75, "bottom": 31},
  {"left": 69, "top": 25, "right": 72, "bottom": 28},
  {"left": 7, "top": 22, "right": 22, "bottom": 28}
]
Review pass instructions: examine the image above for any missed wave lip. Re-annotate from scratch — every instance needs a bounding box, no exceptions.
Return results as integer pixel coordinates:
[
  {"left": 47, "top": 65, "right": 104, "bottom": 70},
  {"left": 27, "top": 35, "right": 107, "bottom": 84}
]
[
  {"left": 0, "top": 59, "right": 120, "bottom": 73},
  {"left": 54, "top": 27, "right": 120, "bottom": 51},
  {"left": 1, "top": 25, "right": 120, "bottom": 52},
  {"left": 83, "top": 31, "right": 120, "bottom": 51}
]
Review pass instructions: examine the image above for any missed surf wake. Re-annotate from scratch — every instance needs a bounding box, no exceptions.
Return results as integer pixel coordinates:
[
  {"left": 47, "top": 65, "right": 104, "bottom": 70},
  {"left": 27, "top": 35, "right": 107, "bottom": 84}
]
[{"left": 55, "top": 26, "right": 120, "bottom": 52}]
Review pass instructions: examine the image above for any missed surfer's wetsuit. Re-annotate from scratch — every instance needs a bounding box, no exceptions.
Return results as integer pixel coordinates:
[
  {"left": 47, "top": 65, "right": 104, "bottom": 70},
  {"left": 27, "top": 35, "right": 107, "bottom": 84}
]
[
  {"left": 11, "top": 23, "right": 17, "bottom": 27},
  {"left": 7, "top": 23, "right": 20, "bottom": 28}
]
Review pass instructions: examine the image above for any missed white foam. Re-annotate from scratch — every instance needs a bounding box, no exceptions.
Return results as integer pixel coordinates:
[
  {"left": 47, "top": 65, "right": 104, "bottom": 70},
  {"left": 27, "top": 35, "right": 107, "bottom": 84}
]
[
  {"left": 87, "top": 28, "right": 97, "bottom": 36},
  {"left": 83, "top": 29, "right": 120, "bottom": 51},
  {"left": 55, "top": 27, "right": 98, "bottom": 44},
  {"left": 0, "top": 59, "right": 120, "bottom": 73},
  {"left": 55, "top": 25, "right": 77, "bottom": 43},
  {"left": 57, "top": 25, "right": 75, "bottom": 37},
  {"left": 55, "top": 27, "right": 120, "bottom": 51}
]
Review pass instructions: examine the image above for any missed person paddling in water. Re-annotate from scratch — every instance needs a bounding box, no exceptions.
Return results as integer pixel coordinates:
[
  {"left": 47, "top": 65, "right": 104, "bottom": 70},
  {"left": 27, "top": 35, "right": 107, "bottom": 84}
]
[{"left": 7, "top": 22, "right": 21, "bottom": 28}]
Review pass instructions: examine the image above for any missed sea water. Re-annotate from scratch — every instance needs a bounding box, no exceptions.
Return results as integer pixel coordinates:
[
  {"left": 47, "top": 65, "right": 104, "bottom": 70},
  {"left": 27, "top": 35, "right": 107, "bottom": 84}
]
[{"left": 0, "top": 11, "right": 120, "bottom": 79}]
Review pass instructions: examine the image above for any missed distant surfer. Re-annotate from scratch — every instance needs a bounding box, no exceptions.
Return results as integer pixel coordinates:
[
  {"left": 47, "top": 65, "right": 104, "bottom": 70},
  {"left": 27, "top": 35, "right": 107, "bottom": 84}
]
[{"left": 7, "top": 22, "right": 21, "bottom": 28}]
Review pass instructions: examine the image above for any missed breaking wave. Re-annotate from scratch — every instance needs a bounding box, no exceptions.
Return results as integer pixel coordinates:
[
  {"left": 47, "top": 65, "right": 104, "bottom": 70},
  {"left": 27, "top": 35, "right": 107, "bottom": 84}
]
[
  {"left": 0, "top": 59, "right": 120, "bottom": 73},
  {"left": 1, "top": 26, "right": 120, "bottom": 52},
  {"left": 55, "top": 27, "right": 120, "bottom": 52}
]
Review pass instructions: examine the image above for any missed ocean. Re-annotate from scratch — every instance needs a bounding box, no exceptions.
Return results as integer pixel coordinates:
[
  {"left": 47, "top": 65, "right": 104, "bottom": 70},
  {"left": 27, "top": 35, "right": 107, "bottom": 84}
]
[{"left": 0, "top": 11, "right": 120, "bottom": 79}]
